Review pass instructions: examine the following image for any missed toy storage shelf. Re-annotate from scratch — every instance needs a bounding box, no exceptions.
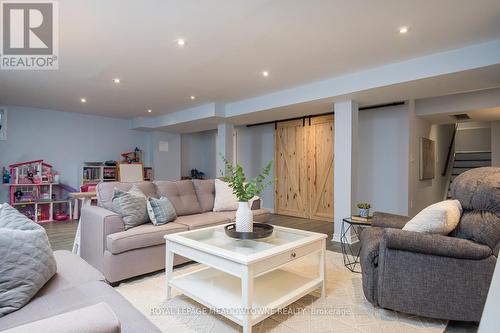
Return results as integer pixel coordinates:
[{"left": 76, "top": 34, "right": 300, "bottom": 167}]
[
  {"left": 82, "top": 164, "right": 118, "bottom": 185},
  {"left": 6, "top": 183, "right": 56, "bottom": 186},
  {"left": 81, "top": 163, "right": 153, "bottom": 185},
  {"left": 11, "top": 200, "right": 71, "bottom": 206}
]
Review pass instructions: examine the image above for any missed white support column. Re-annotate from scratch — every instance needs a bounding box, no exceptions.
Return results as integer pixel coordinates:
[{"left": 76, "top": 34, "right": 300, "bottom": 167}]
[
  {"left": 332, "top": 100, "right": 359, "bottom": 243},
  {"left": 216, "top": 122, "right": 234, "bottom": 176}
]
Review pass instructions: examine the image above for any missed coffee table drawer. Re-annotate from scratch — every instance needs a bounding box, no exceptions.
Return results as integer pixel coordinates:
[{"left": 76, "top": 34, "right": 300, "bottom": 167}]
[{"left": 253, "top": 240, "right": 322, "bottom": 276}]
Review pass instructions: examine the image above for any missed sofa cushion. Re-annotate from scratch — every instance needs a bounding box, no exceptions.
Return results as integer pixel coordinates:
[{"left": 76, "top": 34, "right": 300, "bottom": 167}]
[
  {"left": 450, "top": 167, "right": 500, "bottom": 213},
  {"left": 106, "top": 222, "right": 188, "bottom": 254},
  {"left": 97, "top": 181, "right": 157, "bottom": 211},
  {"left": 0, "top": 204, "right": 57, "bottom": 317},
  {"left": 449, "top": 167, "right": 500, "bottom": 249},
  {"left": 154, "top": 180, "right": 202, "bottom": 215},
  {"left": 174, "top": 212, "right": 231, "bottom": 230},
  {"left": 147, "top": 196, "right": 177, "bottom": 225},
  {"left": 112, "top": 187, "right": 149, "bottom": 230},
  {"left": 0, "top": 281, "right": 161, "bottom": 333},
  {"left": 36, "top": 250, "right": 105, "bottom": 297},
  {"left": 452, "top": 210, "right": 500, "bottom": 249},
  {"left": 1, "top": 302, "right": 120, "bottom": 333},
  {"left": 402, "top": 200, "right": 462, "bottom": 235},
  {"left": 192, "top": 179, "right": 215, "bottom": 212}
]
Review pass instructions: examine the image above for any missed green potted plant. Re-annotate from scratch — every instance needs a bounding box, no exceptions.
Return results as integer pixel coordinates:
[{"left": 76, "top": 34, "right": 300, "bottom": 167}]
[
  {"left": 357, "top": 202, "right": 371, "bottom": 218},
  {"left": 221, "top": 156, "right": 273, "bottom": 232}
]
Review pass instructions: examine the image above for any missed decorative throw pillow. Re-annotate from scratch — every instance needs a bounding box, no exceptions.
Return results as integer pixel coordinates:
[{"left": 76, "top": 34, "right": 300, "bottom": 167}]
[
  {"left": 0, "top": 204, "right": 57, "bottom": 317},
  {"left": 403, "top": 200, "right": 463, "bottom": 235},
  {"left": 213, "top": 179, "right": 260, "bottom": 212},
  {"left": 112, "top": 186, "right": 149, "bottom": 230},
  {"left": 147, "top": 196, "right": 177, "bottom": 225},
  {"left": 213, "top": 179, "right": 239, "bottom": 211}
]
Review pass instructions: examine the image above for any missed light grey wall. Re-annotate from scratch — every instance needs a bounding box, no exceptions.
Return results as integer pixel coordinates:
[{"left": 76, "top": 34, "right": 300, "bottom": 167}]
[
  {"left": 235, "top": 124, "right": 275, "bottom": 210},
  {"left": 150, "top": 131, "right": 182, "bottom": 181},
  {"left": 0, "top": 106, "right": 150, "bottom": 202},
  {"left": 492, "top": 121, "right": 500, "bottom": 167},
  {"left": 357, "top": 104, "right": 409, "bottom": 216},
  {"left": 455, "top": 126, "right": 491, "bottom": 152},
  {"left": 181, "top": 130, "right": 216, "bottom": 179},
  {"left": 408, "top": 101, "right": 455, "bottom": 216}
]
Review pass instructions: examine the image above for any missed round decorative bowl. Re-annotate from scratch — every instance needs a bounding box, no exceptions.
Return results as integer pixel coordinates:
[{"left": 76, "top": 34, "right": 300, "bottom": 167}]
[{"left": 224, "top": 223, "right": 274, "bottom": 240}]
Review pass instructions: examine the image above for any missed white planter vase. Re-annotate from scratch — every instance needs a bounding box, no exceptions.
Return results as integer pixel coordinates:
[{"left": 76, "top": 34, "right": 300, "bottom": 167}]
[{"left": 235, "top": 201, "right": 253, "bottom": 232}]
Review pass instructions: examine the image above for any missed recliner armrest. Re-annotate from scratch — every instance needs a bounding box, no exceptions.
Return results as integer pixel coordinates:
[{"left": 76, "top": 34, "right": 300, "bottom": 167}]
[
  {"left": 382, "top": 228, "right": 492, "bottom": 260},
  {"left": 372, "top": 212, "right": 410, "bottom": 229},
  {"left": 1, "top": 302, "right": 120, "bottom": 333}
]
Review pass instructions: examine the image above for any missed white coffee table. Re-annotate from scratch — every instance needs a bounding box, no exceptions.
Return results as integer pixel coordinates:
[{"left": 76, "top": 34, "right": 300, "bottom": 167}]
[{"left": 164, "top": 224, "right": 327, "bottom": 333}]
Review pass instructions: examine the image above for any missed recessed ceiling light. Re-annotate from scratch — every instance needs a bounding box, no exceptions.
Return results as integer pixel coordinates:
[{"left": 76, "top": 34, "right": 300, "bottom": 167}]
[
  {"left": 112, "top": 78, "right": 120, "bottom": 84},
  {"left": 147, "top": 109, "right": 152, "bottom": 113},
  {"left": 399, "top": 26, "right": 410, "bottom": 34},
  {"left": 262, "top": 71, "right": 269, "bottom": 77},
  {"left": 190, "top": 95, "right": 196, "bottom": 100},
  {"left": 80, "top": 98, "right": 87, "bottom": 103},
  {"left": 176, "top": 39, "right": 186, "bottom": 47}
]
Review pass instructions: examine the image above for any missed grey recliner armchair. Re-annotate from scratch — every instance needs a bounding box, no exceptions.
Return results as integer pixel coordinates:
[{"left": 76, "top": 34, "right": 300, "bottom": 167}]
[{"left": 360, "top": 167, "right": 500, "bottom": 322}]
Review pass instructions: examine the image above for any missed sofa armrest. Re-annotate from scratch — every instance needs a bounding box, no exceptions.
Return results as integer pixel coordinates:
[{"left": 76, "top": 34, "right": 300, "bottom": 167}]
[
  {"left": 80, "top": 206, "right": 124, "bottom": 273},
  {"left": 382, "top": 228, "right": 492, "bottom": 260},
  {"left": 372, "top": 212, "right": 410, "bottom": 229},
  {"left": 1, "top": 303, "right": 120, "bottom": 333}
]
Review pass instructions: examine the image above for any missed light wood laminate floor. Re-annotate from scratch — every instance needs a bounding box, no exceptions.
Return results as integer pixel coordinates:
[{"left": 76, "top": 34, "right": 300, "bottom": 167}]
[{"left": 41, "top": 215, "right": 475, "bottom": 332}]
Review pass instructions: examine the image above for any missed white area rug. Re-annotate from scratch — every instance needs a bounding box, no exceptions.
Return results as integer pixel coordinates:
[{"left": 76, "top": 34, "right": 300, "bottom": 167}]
[{"left": 115, "top": 251, "right": 447, "bottom": 332}]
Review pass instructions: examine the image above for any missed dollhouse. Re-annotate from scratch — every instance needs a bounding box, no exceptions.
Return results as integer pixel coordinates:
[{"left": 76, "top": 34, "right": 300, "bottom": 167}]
[
  {"left": 7, "top": 160, "right": 72, "bottom": 223},
  {"left": 10, "top": 160, "right": 53, "bottom": 184}
]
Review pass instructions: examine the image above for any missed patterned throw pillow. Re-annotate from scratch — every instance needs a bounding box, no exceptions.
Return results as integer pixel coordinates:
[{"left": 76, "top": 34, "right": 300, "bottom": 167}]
[
  {"left": 112, "top": 186, "right": 149, "bottom": 230},
  {"left": 147, "top": 196, "right": 177, "bottom": 225},
  {"left": 0, "top": 204, "right": 57, "bottom": 317}
]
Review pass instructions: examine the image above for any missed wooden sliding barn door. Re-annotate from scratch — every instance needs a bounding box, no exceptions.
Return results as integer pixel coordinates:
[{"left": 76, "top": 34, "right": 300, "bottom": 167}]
[
  {"left": 308, "top": 115, "right": 334, "bottom": 221},
  {"left": 275, "top": 119, "right": 309, "bottom": 218},
  {"left": 275, "top": 115, "right": 334, "bottom": 221}
]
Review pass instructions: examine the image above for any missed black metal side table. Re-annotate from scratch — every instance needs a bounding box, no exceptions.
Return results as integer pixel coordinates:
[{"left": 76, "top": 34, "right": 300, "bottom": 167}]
[{"left": 341, "top": 217, "right": 372, "bottom": 273}]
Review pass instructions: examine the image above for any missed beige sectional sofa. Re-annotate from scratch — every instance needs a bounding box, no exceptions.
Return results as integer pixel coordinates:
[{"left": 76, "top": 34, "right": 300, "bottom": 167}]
[
  {"left": 0, "top": 250, "right": 160, "bottom": 333},
  {"left": 80, "top": 179, "right": 270, "bottom": 283}
]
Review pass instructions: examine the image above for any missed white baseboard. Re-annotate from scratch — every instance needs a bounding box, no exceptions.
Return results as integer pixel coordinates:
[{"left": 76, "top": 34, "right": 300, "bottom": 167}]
[{"left": 331, "top": 233, "right": 359, "bottom": 244}]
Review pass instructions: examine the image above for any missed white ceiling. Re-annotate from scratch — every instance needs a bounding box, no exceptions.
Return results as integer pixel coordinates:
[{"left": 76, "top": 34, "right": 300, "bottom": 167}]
[{"left": 1, "top": 0, "right": 500, "bottom": 118}]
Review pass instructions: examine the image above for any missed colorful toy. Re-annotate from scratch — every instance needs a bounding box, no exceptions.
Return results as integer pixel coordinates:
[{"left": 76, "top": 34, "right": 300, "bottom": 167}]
[
  {"left": 7, "top": 160, "right": 73, "bottom": 223},
  {"left": 54, "top": 213, "right": 69, "bottom": 221},
  {"left": 9, "top": 160, "right": 52, "bottom": 184},
  {"left": 121, "top": 147, "right": 142, "bottom": 163},
  {"left": 2, "top": 167, "right": 11, "bottom": 184}
]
